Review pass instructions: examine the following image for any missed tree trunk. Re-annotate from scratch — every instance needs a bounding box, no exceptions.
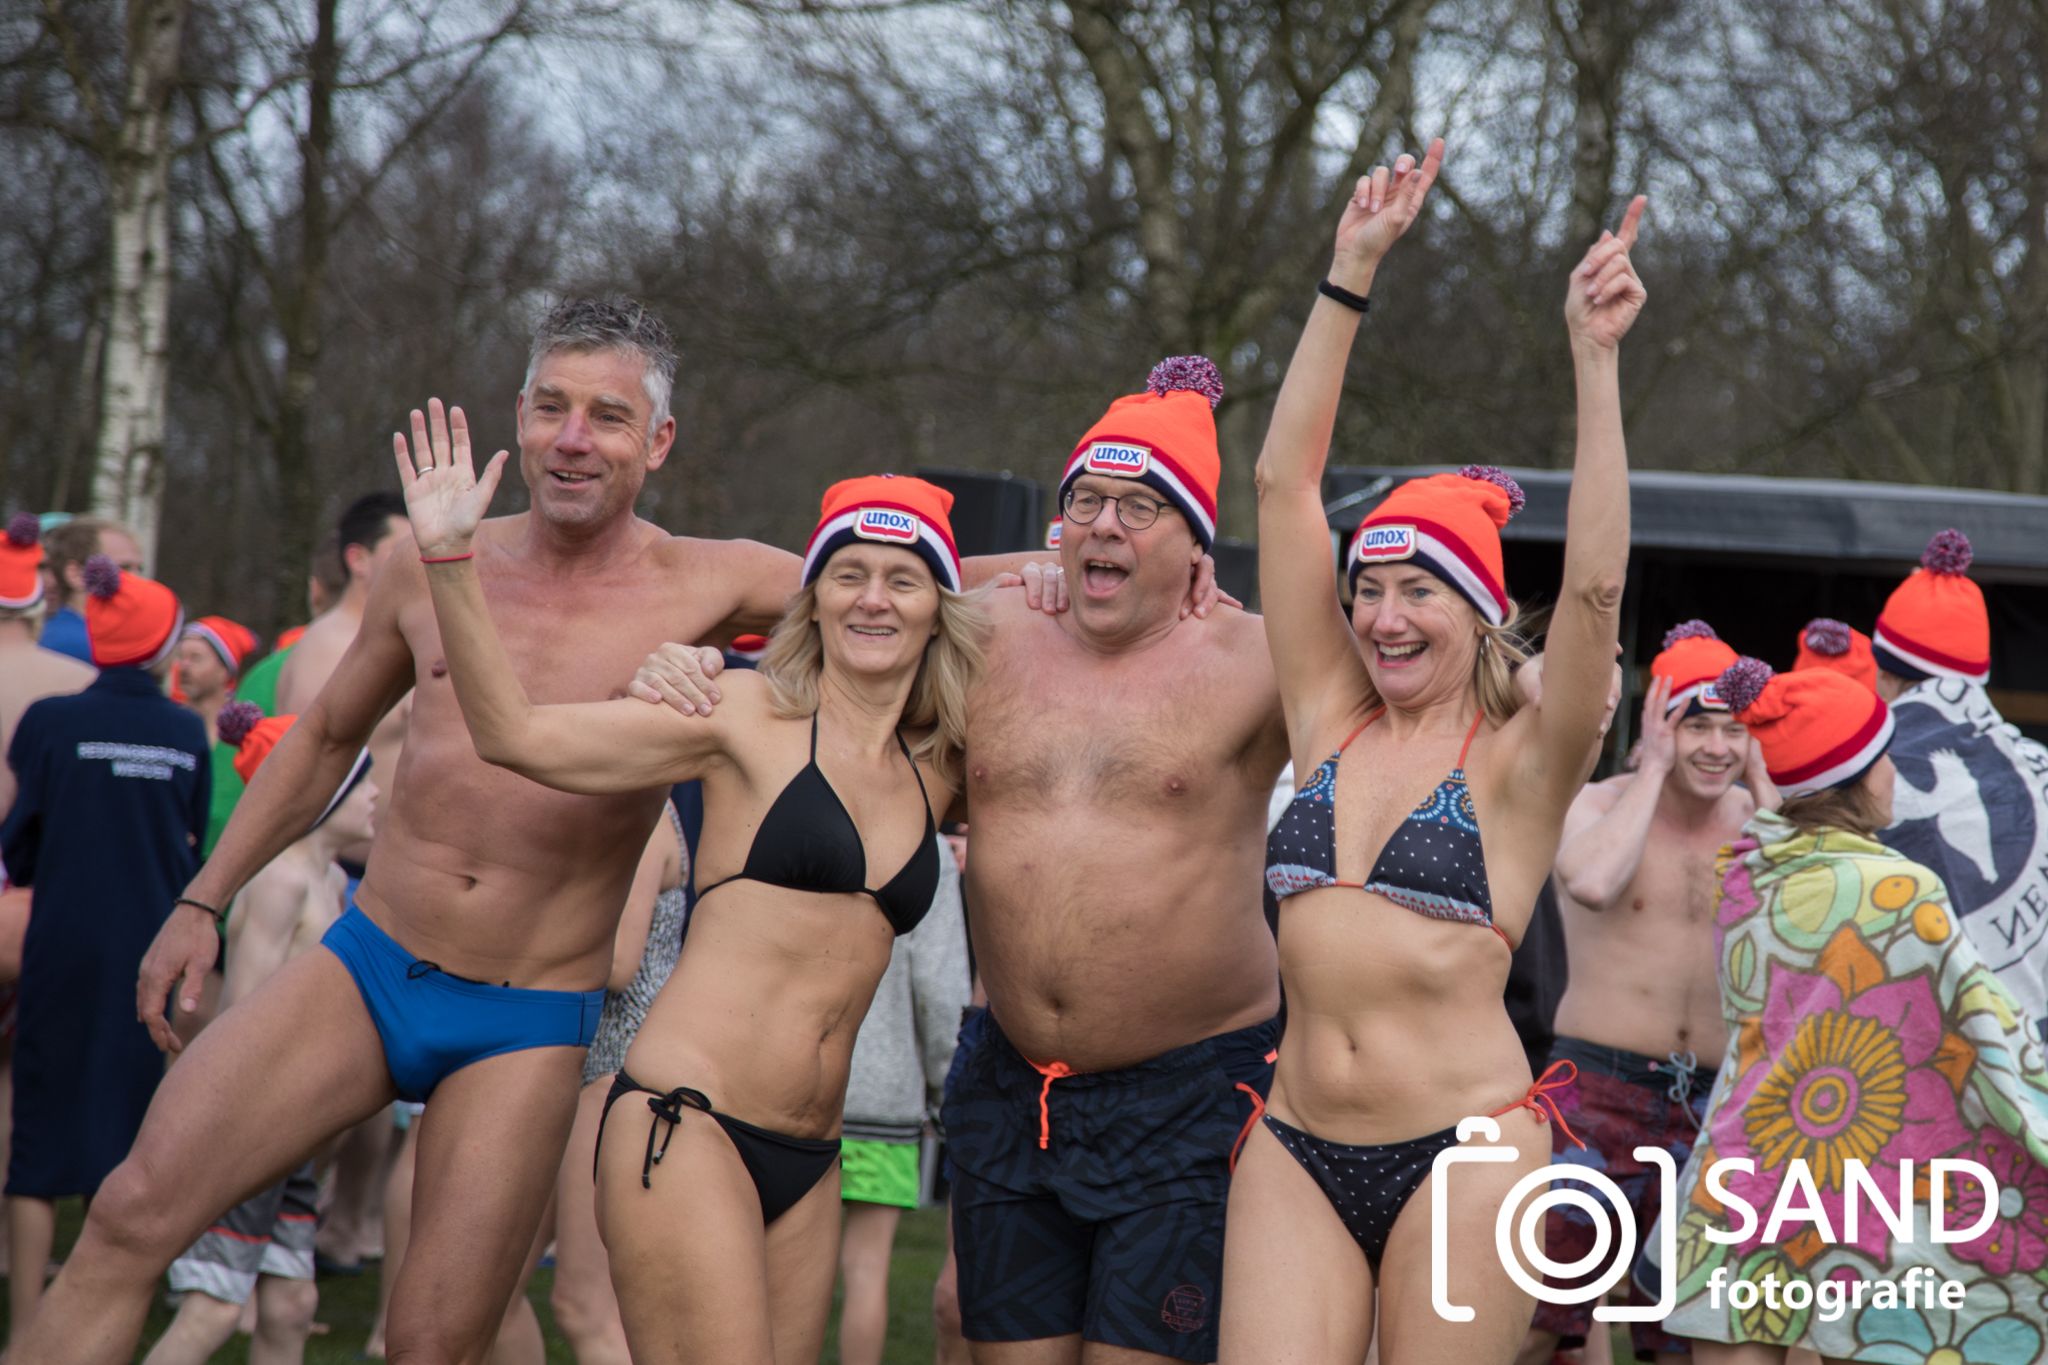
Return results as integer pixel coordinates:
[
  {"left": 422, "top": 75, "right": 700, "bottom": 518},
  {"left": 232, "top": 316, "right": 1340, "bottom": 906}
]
[
  {"left": 270, "top": 0, "right": 341, "bottom": 619},
  {"left": 90, "top": 0, "right": 188, "bottom": 569}
]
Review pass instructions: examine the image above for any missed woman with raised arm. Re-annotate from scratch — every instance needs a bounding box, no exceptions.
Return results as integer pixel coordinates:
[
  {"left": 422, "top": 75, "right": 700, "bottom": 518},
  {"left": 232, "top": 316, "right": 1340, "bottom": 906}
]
[
  {"left": 392, "top": 405, "right": 987, "bottom": 1365},
  {"left": 1221, "top": 140, "right": 1646, "bottom": 1364}
]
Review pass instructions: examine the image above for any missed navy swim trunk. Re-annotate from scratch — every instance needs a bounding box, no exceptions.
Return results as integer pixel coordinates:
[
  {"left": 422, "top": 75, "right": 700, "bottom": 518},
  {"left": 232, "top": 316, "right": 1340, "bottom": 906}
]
[{"left": 941, "top": 1012, "right": 1277, "bottom": 1363}]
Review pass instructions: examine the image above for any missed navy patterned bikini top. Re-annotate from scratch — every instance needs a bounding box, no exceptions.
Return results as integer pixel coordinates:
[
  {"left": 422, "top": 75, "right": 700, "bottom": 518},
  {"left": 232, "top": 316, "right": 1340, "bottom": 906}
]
[
  {"left": 1264, "top": 710, "right": 1511, "bottom": 948},
  {"left": 696, "top": 713, "right": 938, "bottom": 936}
]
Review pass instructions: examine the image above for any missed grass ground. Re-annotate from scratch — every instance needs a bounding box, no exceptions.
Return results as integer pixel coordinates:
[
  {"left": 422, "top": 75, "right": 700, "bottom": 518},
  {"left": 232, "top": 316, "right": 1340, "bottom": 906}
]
[
  {"left": 11, "top": 1201, "right": 1645, "bottom": 1362},
  {"left": 6, "top": 1198, "right": 949, "bottom": 1363}
]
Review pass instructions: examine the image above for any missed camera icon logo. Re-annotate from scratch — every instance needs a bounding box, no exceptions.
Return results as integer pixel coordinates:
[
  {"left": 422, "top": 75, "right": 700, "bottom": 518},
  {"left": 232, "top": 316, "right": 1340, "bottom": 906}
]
[{"left": 1429, "top": 1115, "right": 1677, "bottom": 1323}]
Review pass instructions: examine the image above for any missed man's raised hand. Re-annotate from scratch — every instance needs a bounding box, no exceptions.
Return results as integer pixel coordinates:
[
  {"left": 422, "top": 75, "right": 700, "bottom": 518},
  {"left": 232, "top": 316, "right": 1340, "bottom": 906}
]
[
  {"left": 392, "top": 397, "right": 508, "bottom": 558},
  {"left": 1635, "top": 673, "right": 1678, "bottom": 777},
  {"left": 628, "top": 643, "right": 726, "bottom": 717}
]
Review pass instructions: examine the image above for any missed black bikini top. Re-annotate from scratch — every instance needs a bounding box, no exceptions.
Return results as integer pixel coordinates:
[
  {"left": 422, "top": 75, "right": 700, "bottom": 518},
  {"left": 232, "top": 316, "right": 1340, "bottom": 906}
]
[{"left": 696, "top": 712, "right": 939, "bottom": 936}]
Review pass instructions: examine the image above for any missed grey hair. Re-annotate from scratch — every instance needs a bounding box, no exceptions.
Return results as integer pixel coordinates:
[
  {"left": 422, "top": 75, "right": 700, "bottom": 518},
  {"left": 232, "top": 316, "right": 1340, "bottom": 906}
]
[{"left": 523, "top": 296, "right": 678, "bottom": 429}]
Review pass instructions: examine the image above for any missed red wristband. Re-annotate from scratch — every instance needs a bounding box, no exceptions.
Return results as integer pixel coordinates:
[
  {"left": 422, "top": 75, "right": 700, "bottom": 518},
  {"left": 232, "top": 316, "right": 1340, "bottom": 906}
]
[{"left": 420, "top": 550, "right": 474, "bottom": 564}]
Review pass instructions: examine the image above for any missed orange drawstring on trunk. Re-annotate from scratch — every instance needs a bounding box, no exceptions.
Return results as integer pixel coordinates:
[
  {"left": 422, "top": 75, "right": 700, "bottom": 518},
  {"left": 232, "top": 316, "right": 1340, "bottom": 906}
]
[{"left": 1031, "top": 1059, "right": 1073, "bottom": 1150}]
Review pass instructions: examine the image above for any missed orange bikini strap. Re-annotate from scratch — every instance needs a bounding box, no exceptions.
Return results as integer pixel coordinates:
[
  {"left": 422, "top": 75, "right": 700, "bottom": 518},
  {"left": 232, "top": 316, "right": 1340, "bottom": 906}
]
[
  {"left": 1456, "top": 711, "right": 1485, "bottom": 767},
  {"left": 1335, "top": 709, "right": 1386, "bottom": 755}
]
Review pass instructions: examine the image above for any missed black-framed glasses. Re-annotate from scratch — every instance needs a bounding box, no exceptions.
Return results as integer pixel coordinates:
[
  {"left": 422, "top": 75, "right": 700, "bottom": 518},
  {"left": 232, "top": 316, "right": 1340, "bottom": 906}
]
[{"left": 1063, "top": 487, "right": 1175, "bottom": 531}]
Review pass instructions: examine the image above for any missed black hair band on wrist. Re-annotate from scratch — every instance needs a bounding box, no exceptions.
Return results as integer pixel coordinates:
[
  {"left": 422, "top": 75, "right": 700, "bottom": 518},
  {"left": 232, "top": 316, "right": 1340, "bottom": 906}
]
[
  {"left": 1318, "top": 277, "right": 1372, "bottom": 313},
  {"left": 175, "top": 896, "right": 228, "bottom": 929}
]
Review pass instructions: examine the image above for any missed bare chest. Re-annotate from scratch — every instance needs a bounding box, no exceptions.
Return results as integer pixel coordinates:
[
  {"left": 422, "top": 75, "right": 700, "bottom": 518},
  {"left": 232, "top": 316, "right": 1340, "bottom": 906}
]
[{"left": 966, "top": 634, "right": 1265, "bottom": 810}]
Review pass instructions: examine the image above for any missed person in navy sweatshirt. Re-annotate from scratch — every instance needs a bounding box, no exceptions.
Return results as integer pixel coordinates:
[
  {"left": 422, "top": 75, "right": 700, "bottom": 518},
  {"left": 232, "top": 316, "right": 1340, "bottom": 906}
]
[{"left": 0, "top": 554, "right": 207, "bottom": 1345}]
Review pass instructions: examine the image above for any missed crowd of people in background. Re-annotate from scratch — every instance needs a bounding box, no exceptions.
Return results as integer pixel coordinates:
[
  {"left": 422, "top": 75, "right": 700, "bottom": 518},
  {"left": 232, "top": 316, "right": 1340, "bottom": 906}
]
[{"left": 0, "top": 137, "right": 2043, "bottom": 1365}]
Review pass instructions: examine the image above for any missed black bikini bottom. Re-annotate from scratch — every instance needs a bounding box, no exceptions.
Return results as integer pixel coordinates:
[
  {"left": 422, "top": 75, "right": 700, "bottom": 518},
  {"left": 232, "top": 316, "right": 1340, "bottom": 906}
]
[
  {"left": 599, "top": 1069, "right": 841, "bottom": 1225},
  {"left": 1261, "top": 1112, "right": 1464, "bottom": 1272}
]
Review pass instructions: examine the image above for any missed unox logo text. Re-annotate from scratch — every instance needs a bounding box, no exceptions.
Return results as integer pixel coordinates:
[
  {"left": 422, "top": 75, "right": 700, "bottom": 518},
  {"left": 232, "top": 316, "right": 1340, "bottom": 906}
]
[
  {"left": 1084, "top": 442, "right": 1150, "bottom": 476},
  {"left": 1045, "top": 520, "right": 1063, "bottom": 549},
  {"left": 1353, "top": 524, "right": 1417, "bottom": 563},
  {"left": 1700, "top": 682, "right": 1726, "bottom": 709},
  {"left": 854, "top": 508, "right": 919, "bottom": 544}
]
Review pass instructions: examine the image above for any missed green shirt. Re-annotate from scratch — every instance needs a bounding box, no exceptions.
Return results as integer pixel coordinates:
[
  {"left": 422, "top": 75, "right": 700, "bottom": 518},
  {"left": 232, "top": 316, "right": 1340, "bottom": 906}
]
[
  {"left": 203, "top": 743, "right": 243, "bottom": 857},
  {"left": 208, "top": 644, "right": 294, "bottom": 857},
  {"left": 234, "top": 647, "right": 291, "bottom": 715}
]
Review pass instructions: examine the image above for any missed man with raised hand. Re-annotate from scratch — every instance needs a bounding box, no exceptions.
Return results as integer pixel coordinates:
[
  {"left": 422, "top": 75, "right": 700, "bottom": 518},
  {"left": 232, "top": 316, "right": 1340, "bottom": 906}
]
[{"left": 15, "top": 295, "right": 1022, "bottom": 1365}]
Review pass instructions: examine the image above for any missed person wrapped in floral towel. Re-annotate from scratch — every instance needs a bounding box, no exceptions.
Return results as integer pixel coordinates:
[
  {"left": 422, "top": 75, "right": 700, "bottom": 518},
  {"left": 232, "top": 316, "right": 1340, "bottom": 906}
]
[{"left": 1658, "top": 656, "right": 2048, "bottom": 1365}]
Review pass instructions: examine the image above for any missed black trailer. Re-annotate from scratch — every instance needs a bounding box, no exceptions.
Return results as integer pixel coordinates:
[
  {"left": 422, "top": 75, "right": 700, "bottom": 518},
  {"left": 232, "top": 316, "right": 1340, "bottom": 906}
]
[{"left": 1325, "top": 467, "right": 2048, "bottom": 759}]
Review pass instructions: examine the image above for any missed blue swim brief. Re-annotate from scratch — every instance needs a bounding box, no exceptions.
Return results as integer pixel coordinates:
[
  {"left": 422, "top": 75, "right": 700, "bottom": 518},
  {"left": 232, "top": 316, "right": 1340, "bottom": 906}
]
[{"left": 322, "top": 904, "right": 604, "bottom": 1102}]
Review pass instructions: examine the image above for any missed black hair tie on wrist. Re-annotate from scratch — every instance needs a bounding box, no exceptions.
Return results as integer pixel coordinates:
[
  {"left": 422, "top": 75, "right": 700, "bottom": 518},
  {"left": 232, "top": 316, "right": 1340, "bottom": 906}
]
[
  {"left": 1318, "top": 277, "right": 1372, "bottom": 313},
  {"left": 175, "top": 896, "right": 228, "bottom": 930}
]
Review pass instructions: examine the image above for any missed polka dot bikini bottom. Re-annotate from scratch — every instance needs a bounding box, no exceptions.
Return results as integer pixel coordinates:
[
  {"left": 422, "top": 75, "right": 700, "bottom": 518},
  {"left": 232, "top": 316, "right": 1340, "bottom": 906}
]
[{"left": 1261, "top": 1112, "right": 1463, "bottom": 1272}]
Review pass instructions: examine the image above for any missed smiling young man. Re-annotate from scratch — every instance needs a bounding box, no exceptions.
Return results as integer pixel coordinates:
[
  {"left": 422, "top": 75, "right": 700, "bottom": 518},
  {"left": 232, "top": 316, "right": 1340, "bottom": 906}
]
[{"left": 1518, "top": 621, "right": 1774, "bottom": 1365}]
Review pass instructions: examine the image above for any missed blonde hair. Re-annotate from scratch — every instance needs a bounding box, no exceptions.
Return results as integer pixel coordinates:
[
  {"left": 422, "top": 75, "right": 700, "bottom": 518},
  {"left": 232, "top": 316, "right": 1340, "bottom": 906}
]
[
  {"left": 758, "top": 579, "right": 991, "bottom": 786},
  {"left": 1476, "top": 603, "right": 1534, "bottom": 727},
  {"left": 1778, "top": 773, "right": 1891, "bottom": 840}
]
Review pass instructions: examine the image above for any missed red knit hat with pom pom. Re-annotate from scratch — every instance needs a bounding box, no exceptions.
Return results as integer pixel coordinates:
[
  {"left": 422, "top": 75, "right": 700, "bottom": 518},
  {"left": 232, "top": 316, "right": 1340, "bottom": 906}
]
[
  {"left": 1717, "top": 656, "right": 1893, "bottom": 798},
  {"left": 1348, "top": 466, "right": 1523, "bottom": 625},
  {"left": 1651, "top": 620, "right": 1739, "bottom": 717},
  {"left": 0, "top": 514, "right": 45, "bottom": 610},
  {"left": 219, "top": 700, "right": 293, "bottom": 785},
  {"left": 1796, "top": 618, "right": 1877, "bottom": 694},
  {"left": 1873, "top": 529, "right": 1989, "bottom": 684},
  {"left": 801, "top": 474, "right": 962, "bottom": 594},
  {"left": 220, "top": 700, "right": 373, "bottom": 825},
  {"left": 184, "top": 616, "right": 260, "bottom": 676},
  {"left": 82, "top": 554, "right": 183, "bottom": 669},
  {"left": 1060, "top": 356, "right": 1224, "bottom": 550}
]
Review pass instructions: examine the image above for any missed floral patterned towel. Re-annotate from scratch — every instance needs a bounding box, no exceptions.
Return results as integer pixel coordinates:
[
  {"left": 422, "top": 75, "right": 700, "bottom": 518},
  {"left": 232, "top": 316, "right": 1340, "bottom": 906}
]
[{"left": 1660, "top": 811, "right": 2048, "bottom": 1362}]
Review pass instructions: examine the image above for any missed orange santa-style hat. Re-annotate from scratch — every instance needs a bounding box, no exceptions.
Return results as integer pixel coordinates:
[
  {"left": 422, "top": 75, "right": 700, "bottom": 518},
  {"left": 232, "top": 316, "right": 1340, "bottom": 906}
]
[
  {"left": 1873, "top": 529, "right": 1989, "bottom": 684},
  {"left": 1651, "top": 620, "right": 1739, "bottom": 717},
  {"left": 82, "top": 554, "right": 183, "bottom": 670},
  {"left": 184, "top": 616, "right": 260, "bottom": 676},
  {"left": 1060, "top": 357, "right": 1224, "bottom": 551},
  {"left": 1716, "top": 657, "right": 1894, "bottom": 799},
  {"left": 219, "top": 701, "right": 372, "bottom": 826},
  {"left": 1795, "top": 618, "right": 1878, "bottom": 694},
  {"left": 0, "top": 513, "right": 44, "bottom": 610},
  {"left": 1348, "top": 467, "right": 1524, "bottom": 626},
  {"left": 800, "top": 475, "right": 962, "bottom": 593}
]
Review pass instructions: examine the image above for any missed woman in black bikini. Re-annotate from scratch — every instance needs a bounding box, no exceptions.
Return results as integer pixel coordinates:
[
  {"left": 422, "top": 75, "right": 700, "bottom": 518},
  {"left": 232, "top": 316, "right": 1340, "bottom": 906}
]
[
  {"left": 392, "top": 410, "right": 986, "bottom": 1365},
  {"left": 1221, "top": 142, "right": 1645, "bottom": 1363}
]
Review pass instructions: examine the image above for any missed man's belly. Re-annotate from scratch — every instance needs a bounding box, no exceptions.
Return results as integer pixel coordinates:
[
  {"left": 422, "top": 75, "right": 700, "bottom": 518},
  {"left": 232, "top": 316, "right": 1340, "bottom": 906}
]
[
  {"left": 352, "top": 781, "right": 667, "bottom": 991},
  {"left": 1554, "top": 935, "right": 1726, "bottom": 1064},
  {"left": 964, "top": 812, "right": 1278, "bottom": 1070}
]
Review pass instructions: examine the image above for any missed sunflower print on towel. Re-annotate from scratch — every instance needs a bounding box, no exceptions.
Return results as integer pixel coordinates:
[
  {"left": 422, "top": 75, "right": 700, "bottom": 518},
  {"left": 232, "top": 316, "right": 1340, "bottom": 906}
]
[{"left": 1659, "top": 810, "right": 2048, "bottom": 1362}]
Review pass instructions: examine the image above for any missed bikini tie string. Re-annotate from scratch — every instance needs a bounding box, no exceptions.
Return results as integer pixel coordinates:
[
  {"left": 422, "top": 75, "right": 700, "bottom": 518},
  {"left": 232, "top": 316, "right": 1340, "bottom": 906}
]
[
  {"left": 642, "top": 1085, "right": 712, "bottom": 1189},
  {"left": 1491, "top": 1059, "right": 1586, "bottom": 1150}
]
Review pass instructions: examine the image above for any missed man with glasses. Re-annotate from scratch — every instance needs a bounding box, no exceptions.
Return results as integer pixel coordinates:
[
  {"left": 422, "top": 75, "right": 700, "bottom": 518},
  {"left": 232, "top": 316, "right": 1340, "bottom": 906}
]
[{"left": 940, "top": 358, "right": 1287, "bottom": 1365}]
